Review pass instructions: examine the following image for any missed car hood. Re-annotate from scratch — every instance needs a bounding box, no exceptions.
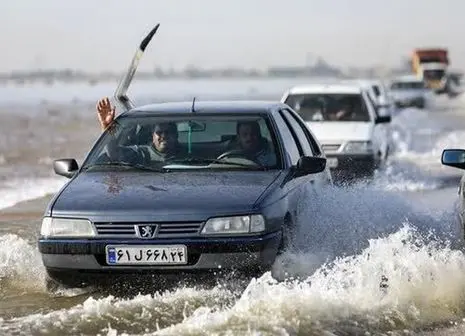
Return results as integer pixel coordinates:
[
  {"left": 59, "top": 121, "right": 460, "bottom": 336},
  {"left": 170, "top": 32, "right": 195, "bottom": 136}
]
[
  {"left": 305, "top": 121, "right": 373, "bottom": 143},
  {"left": 51, "top": 170, "right": 281, "bottom": 220}
]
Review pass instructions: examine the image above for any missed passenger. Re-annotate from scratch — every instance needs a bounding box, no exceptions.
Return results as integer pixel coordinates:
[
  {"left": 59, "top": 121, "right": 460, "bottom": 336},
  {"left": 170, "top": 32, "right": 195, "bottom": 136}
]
[
  {"left": 227, "top": 120, "right": 276, "bottom": 166},
  {"left": 96, "top": 97, "right": 186, "bottom": 164}
]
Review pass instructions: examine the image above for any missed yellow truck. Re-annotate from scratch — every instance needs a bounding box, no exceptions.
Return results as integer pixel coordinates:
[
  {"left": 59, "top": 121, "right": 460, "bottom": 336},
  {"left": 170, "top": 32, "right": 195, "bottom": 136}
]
[
  {"left": 410, "top": 48, "right": 463, "bottom": 97},
  {"left": 411, "top": 48, "right": 449, "bottom": 93}
]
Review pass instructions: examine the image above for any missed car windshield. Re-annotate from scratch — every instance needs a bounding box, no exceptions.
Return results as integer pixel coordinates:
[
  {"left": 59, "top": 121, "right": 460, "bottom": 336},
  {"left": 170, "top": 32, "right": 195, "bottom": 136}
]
[
  {"left": 390, "top": 81, "right": 425, "bottom": 90},
  {"left": 83, "top": 114, "right": 282, "bottom": 171},
  {"left": 284, "top": 93, "right": 370, "bottom": 122}
]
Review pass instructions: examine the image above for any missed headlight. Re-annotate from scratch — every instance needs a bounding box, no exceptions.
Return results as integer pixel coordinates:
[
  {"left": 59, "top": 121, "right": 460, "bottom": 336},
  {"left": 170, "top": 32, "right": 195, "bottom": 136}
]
[
  {"left": 201, "top": 215, "right": 265, "bottom": 235},
  {"left": 343, "top": 141, "right": 373, "bottom": 153},
  {"left": 40, "top": 217, "right": 96, "bottom": 238}
]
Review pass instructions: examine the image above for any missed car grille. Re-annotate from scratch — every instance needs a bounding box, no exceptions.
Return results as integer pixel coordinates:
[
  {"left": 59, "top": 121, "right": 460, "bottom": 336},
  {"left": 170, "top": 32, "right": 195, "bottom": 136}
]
[
  {"left": 322, "top": 144, "right": 341, "bottom": 152},
  {"left": 93, "top": 222, "right": 203, "bottom": 238}
]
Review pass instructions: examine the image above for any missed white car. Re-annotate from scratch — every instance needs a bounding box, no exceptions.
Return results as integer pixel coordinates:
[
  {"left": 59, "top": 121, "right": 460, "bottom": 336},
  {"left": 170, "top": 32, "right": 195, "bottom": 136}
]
[
  {"left": 388, "top": 75, "right": 434, "bottom": 109},
  {"left": 281, "top": 83, "right": 392, "bottom": 181}
]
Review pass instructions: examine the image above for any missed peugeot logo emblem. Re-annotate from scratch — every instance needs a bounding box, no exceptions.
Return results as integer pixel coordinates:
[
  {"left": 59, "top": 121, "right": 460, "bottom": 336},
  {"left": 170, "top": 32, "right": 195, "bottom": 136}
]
[{"left": 135, "top": 224, "right": 158, "bottom": 239}]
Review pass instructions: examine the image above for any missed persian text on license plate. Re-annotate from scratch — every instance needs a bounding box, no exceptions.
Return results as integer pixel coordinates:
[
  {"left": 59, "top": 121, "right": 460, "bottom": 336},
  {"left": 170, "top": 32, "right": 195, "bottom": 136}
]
[{"left": 106, "top": 245, "right": 187, "bottom": 265}]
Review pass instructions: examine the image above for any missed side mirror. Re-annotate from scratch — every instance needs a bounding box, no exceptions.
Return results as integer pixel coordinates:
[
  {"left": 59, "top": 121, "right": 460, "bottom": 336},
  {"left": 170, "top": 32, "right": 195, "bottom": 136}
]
[
  {"left": 53, "top": 158, "right": 79, "bottom": 178},
  {"left": 294, "top": 156, "right": 326, "bottom": 177},
  {"left": 441, "top": 149, "right": 465, "bottom": 170},
  {"left": 375, "top": 115, "right": 391, "bottom": 124}
]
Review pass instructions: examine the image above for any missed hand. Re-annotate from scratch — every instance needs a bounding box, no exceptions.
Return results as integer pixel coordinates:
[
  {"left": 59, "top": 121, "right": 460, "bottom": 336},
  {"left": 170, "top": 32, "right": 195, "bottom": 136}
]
[{"left": 96, "top": 97, "right": 116, "bottom": 131}]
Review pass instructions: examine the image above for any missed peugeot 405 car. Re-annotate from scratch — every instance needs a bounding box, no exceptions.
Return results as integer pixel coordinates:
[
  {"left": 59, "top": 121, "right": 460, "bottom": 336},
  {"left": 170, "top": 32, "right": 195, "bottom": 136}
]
[
  {"left": 38, "top": 23, "right": 332, "bottom": 289},
  {"left": 39, "top": 100, "right": 332, "bottom": 288}
]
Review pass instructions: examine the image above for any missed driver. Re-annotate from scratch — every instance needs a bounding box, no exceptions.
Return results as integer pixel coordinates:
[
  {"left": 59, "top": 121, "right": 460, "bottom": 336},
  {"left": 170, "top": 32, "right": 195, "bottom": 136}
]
[
  {"left": 96, "top": 97, "right": 186, "bottom": 164},
  {"left": 227, "top": 120, "right": 276, "bottom": 166}
]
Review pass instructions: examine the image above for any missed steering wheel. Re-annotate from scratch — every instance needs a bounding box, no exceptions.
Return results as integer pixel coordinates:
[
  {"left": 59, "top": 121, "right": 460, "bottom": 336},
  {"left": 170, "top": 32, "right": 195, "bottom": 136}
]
[
  {"left": 216, "top": 149, "right": 247, "bottom": 161},
  {"left": 216, "top": 149, "right": 261, "bottom": 166},
  {"left": 216, "top": 149, "right": 262, "bottom": 167}
]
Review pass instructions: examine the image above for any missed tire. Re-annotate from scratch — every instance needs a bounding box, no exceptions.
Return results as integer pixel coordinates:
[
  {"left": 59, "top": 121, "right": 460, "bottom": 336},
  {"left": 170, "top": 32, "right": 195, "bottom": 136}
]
[
  {"left": 277, "top": 216, "right": 294, "bottom": 255},
  {"left": 271, "top": 216, "right": 295, "bottom": 282}
]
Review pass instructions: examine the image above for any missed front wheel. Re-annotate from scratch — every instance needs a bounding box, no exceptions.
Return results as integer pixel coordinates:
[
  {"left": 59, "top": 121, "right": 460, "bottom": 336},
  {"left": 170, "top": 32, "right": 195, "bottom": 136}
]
[
  {"left": 271, "top": 217, "right": 296, "bottom": 282},
  {"left": 277, "top": 216, "right": 295, "bottom": 255}
]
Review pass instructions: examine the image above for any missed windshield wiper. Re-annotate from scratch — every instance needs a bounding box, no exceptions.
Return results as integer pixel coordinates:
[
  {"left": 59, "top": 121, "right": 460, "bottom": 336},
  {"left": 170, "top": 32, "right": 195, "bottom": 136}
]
[
  {"left": 167, "top": 157, "right": 268, "bottom": 170},
  {"left": 82, "top": 161, "right": 165, "bottom": 172}
]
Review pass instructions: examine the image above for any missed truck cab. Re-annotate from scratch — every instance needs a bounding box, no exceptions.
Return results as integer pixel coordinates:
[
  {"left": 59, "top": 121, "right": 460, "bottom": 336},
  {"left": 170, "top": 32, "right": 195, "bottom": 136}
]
[{"left": 411, "top": 48, "right": 449, "bottom": 94}]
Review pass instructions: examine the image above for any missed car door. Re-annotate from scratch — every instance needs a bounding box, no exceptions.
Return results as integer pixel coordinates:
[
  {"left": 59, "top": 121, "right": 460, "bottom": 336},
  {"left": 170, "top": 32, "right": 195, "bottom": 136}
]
[
  {"left": 272, "top": 109, "right": 317, "bottom": 221},
  {"left": 279, "top": 107, "right": 331, "bottom": 186}
]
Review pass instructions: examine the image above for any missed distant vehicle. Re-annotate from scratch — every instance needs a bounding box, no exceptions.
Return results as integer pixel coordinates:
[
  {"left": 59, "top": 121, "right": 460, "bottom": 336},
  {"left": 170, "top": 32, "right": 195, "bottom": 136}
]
[
  {"left": 38, "top": 24, "right": 332, "bottom": 289},
  {"left": 388, "top": 75, "right": 434, "bottom": 109},
  {"left": 342, "top": 78, "right": 397, "bottom": 117},
  {"left": 281, "top": 82, "right": 391, "bottom": 182},
  {"left": 411, "top": 48, "right": 462, "bottom": 97}
]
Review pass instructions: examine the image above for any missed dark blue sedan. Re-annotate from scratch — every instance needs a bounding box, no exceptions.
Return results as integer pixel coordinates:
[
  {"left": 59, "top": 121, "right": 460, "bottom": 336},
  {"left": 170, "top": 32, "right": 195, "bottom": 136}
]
[{"left": 38, "top": 100, "right": 332, "bottom": 288}]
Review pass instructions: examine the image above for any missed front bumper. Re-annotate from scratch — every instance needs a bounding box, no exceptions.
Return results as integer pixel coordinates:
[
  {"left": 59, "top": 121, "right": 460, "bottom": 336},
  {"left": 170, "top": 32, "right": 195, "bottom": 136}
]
[
  {"left": 325, "top": 153, "right": 377, "bottom": 180},
  {"left": 39, "top": 231, "right": 282, "bottom": 278}
]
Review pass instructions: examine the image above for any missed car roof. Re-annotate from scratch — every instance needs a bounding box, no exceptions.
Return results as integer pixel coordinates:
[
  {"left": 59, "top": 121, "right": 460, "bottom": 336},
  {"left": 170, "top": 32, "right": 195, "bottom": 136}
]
[
  {"left": 285, "top": 83, "right": 363, "bottom": 95},
  {"left": 123, "top": 100, "right": 285, "bottom": 116}
]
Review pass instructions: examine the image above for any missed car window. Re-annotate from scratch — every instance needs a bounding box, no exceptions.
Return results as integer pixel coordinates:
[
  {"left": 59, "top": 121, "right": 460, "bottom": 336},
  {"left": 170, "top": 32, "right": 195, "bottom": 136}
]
[
  {"left": 84, "top": 114, "right": 282, "bottom": 170},
  {"left": 284, "top": 93, "right": 370, "bottom": 122},
  {"left": 363, "top": 91, "right": 379, "bottom": 117},
  {"left": 424, "top": 69, "right": 445, "bottom": 80},
  {"left": 283, "top": 108, "right": 322, "bottom": 156},
  {"left": 272, "top": 111, "right": 301, "bottom": 165},
  {"left": 280, "top": 109, "right": 315, "bottom": 156}
]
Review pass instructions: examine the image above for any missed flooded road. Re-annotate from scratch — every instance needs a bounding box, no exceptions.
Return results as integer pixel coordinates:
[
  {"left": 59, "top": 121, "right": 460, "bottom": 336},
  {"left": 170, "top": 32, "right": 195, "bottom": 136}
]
[{"left": 2, "top": 80, "right": 465, "bottom": 335}]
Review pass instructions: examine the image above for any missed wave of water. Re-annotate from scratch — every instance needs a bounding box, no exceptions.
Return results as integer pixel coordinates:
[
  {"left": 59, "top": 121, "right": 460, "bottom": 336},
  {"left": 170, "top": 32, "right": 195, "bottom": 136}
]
[
  {"left": 156, "top": 225, "right": 465, "bottom": 336},
  {"left": 367, "top": 101, "right": 465, "bottom": 192}
]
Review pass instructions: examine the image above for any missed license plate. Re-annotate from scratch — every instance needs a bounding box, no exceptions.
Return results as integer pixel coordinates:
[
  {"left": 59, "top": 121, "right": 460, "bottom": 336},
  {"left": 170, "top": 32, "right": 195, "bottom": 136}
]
[
  {"left": 327, "top": 157, "right": 338, "bottom": 168},
  {"left": 106, "top": 245, "right": 187, "bottom": 265}
]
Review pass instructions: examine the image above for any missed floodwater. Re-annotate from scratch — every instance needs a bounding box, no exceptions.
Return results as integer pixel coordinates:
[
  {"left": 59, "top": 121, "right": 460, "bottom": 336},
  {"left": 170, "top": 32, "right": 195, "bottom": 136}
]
[{"left": 1, "top": 78, "right": 465, "bottom": 335}]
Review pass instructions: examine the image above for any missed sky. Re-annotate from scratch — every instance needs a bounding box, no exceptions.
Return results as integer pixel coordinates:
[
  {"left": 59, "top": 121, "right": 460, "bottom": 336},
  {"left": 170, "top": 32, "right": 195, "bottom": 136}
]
[{"left": 1, "top": 0, "right": 464, "bottom": 73}]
